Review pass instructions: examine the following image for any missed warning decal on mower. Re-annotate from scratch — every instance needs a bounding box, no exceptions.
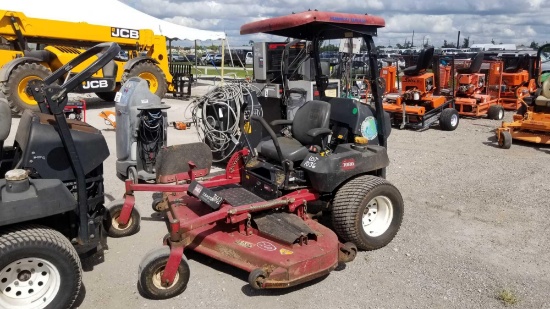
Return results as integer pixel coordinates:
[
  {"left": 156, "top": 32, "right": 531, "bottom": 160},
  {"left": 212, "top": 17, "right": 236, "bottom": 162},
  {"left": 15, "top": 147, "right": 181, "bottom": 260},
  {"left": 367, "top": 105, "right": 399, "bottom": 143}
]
[
  {"left": 360, "top": 116, "right": 378, "bottom": 140},
  {"left": 279, "top": 248, "right": 293, "bottom": 255},
  {"left": 235, "top": 240, "right": 254, "bottom": 248},
  {"left": 257, "top": 241, "right": 277, "bottom": 251}
]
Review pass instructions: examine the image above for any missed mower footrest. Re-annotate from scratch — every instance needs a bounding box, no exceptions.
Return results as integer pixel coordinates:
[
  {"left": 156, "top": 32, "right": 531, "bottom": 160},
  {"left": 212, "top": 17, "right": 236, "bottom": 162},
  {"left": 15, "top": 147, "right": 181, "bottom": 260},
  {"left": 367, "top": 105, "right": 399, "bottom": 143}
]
[{"left": 253, "top": 212, "right": 316, "bottom": 245}]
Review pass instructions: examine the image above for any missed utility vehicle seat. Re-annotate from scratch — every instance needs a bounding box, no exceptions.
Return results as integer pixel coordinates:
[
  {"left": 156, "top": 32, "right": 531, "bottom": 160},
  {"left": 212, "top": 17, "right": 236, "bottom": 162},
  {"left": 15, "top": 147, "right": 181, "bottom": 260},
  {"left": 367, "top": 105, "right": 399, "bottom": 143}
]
[
  {"left": 535, "top": 78, "right": 550, "bottom": 107},
  {"left": 403, "top": 47, "right": 434, "bottom": 76},
  {"left": 504, "top": 54, "right": 528, "bottom": 73},
  {"left": 0, "top": 101, "right": 10, "bottom": 143},
  {"left": 457, "top": 52, "right": 484, "bottom": 74},
  {"left": 258, "top": 100, "right": 331, "bottom": 162}
]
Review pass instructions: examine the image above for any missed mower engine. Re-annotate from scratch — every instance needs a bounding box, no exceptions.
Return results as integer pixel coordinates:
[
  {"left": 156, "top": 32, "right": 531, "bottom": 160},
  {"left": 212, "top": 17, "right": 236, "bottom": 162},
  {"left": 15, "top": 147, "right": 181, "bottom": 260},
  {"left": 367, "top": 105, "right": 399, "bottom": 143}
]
[
  {"left": 115, "top": 77, "right": 170, "bottom": 182},
  {"left": 457, "top": 74, "right": 485, "bottom": 96}
]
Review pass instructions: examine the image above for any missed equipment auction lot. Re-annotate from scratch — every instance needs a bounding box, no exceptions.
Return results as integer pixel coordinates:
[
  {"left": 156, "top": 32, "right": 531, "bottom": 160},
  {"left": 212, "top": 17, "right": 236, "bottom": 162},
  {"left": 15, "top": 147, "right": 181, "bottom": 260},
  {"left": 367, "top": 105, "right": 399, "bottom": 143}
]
[{"left": 8, "top": 82, "right": 549, "bottom": 308}]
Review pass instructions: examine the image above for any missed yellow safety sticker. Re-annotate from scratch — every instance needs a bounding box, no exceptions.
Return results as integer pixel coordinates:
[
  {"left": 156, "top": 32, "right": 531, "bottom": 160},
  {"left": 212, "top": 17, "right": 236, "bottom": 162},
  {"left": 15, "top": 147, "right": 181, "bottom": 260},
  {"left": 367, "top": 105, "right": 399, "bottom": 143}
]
[{"left": 279, "top": 248, "right": 293, "bottom": 255}]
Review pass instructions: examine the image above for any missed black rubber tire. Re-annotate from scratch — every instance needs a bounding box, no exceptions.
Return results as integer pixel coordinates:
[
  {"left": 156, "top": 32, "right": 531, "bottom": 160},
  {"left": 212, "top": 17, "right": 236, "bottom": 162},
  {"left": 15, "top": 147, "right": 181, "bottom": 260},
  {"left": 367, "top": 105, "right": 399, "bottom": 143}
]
[
  {"left": 487, "top": 105, "right": 505, "bottom": 120},
  {"left": 95, "top": 91, "right": 117, "bottom": 102},
  {"left": 151, "top": 198, "right": 164, "bottom": 212},
  {"left": 338, "top": 242, "right": 358, "bottom": 263},
  {"left": 499, "top": 131, "right": 512, "bottom": 149},
  {"left": 1, "top": 63, "right": 51, "bottom": 114},
  {"left": 248, "top": 268, "right": 267, "bottom": 290},
  {"left": 121, "top": 61, "right": 167, "bottom": 98},
  {"left": 128, "top": 166, "right": 138, "bottom": 184},
  {"left": 0, "top": 225, "right": 81, "bottom": 309},
  {"left": 103, "top": 199, "right": 141, "bottom": 238},
  {"left": 439, "top": 108, "right": 459, "bottom": 131},
  {"left": 331, "top": 175, "right": 404, "bottom": 251},
  {"left": 138, "top": 246, "right": 190, "bottom": 300}
]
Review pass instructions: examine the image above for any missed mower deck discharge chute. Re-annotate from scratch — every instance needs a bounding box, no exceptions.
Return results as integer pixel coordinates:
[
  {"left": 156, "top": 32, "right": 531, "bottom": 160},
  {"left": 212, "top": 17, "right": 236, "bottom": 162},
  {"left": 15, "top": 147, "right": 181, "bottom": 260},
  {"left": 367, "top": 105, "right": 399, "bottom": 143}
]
[
  {"left": 496, "top": 44, "right": 550, "bottom": 149},
  {"left": 114, "top": 11, "right": 404, "bottom": 299},
  {"left": 382, "top": 47, "right": 459, "bottom": 131},
  {"left": 453, "top": 52, "right": 505, "bottom": 120}
]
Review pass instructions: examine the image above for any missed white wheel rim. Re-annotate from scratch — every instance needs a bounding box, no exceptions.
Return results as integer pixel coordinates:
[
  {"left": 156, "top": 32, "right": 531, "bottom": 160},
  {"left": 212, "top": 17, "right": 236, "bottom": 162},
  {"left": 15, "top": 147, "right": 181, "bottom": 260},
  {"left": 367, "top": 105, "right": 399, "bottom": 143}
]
[
  {"left": 362, "top": 196, "right": 394, "bottom": 237},
  {"left": 499, "top": 109, "right": 504, "bottom": 119},
  {"left": 0, "top": 258, "right": 61, "bottom": 309},
  {"left": 112, "top": 212, "right": 133, "bottom": 231},
  {"left": 152, "top": 266, "right": 179, "bottom": 290},
  {"left": 450, "top": 114, "right": 458, "bottom": 127}
]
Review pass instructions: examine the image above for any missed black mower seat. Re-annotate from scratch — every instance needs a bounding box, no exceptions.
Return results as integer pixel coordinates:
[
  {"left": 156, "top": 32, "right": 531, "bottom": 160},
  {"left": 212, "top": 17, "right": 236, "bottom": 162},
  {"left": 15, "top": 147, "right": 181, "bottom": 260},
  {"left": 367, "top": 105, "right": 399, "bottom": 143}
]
[
  {"left": 259, "top": 100, "right": 331, "bottom": 162},
  {"left": 457, "top": 52, "right": 484, "bottom": 74},
  {"left": 504, "top": 54, "right": 528, "bottom": 73},
  {"left": 403, "top": 47, "right": 434, "bottom": 76},
  {"left": 535, "top": 79, "right": 550, "bottom": 107}
]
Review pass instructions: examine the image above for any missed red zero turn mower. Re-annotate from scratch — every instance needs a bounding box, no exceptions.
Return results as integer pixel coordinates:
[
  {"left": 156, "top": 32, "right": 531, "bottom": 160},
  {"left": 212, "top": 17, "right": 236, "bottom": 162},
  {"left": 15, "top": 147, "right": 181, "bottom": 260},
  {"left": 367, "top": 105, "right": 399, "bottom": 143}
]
[{"left": 116, "top": 11, "right": 404, "bottom": 299}]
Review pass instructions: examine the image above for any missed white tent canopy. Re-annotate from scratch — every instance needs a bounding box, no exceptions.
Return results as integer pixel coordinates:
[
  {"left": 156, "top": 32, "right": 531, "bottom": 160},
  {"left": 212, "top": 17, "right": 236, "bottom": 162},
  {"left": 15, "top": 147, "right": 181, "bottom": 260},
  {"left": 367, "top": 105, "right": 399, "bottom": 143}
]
[{"left": 0, "top": 0, "right": 225, "bottom": 41}]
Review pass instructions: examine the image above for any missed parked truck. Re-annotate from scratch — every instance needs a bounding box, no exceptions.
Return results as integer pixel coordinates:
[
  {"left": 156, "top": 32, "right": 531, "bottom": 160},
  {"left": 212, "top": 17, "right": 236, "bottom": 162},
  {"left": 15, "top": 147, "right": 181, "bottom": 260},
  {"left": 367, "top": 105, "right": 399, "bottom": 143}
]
[{"left": 0, "top": 10, "right": 176, "bottom": 113}]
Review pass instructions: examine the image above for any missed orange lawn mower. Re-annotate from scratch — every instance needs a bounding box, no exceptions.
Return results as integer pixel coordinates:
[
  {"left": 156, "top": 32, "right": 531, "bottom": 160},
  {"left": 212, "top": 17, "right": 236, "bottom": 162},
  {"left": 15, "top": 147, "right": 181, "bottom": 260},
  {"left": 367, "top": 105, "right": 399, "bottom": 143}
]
[
  {"left": 496, "top": 44, "right": 550, "bottom": 149},
  {"left": 382, "top": 46, "right": 459, "bottom": 131},
  {"left": 453, "top": 52, "right": 506, "bottom": 120},
  {"left": 498, "top": 53, "right": 537, "bottom": 111}
]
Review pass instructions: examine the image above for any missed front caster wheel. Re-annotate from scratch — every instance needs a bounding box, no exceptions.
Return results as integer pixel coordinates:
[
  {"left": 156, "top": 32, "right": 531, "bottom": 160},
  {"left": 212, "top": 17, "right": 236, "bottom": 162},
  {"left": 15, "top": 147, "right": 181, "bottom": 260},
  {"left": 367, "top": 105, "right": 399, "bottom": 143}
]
[
  {"left": 498, "top": 131, "right": 512, "bottom": 149},
  {"left": 338, "top": 242, "right": 358, "bottom": 263},
  {"left": 248, "top": 268, "right": 267, "bottom": 290},
  {"left": 139, "top": 246, "right": 190, "bottom": 300},
  {"left": 103, "top": 199, "right": 141, "bottom": 238}
]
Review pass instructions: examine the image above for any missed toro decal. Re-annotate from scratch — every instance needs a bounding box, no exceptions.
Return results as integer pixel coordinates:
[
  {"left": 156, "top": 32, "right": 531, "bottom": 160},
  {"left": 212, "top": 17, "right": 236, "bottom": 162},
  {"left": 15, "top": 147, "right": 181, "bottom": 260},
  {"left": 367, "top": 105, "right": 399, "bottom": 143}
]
[
  {"left": 341, "top": 158, "right": 355, "bottom": 171},
  {"left": 111, "top": 27, "right": 140, "bottom": 39}
]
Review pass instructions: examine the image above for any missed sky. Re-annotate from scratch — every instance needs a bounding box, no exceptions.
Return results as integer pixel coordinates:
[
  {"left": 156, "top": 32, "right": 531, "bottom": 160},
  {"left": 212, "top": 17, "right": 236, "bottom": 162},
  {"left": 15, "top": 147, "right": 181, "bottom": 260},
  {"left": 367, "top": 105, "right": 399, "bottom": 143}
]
[{"left": 120, "top": 0, "right": 550, "bottom": 48}]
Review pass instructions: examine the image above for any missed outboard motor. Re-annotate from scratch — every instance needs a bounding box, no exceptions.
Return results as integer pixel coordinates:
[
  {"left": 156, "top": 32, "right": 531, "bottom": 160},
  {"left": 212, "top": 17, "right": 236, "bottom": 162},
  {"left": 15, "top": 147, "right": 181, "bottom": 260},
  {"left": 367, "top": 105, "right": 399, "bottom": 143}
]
[{"left": 115, "top": 77, "right": 170, "bottom": 182}]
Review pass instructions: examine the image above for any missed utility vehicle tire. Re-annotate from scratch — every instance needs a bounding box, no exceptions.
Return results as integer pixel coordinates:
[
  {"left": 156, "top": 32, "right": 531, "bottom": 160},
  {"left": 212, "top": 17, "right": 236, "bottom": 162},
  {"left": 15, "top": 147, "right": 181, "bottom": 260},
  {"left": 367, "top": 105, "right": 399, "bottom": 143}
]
[
  {"left": 128, "top": 166, "right": 138, "bottom": 184},
  {"left": 121, "top": 62, "right": 167, "bottom": 98},
  {"left": 138, "top": 246, "right": 190, "bottom": 300},
  {"left": 331, "top": 175, "right": 404, "bottom": 251},
  {"left": 439, "top": 108, "right": 459, "bottom": 131},
  {"left": 498, "top": 131, "right": 512, "bottom": 149},
  {"left": 0, "top": 225, "right": 81, "bottom": 309},
  {"left": 95, "top": 91, "right": 117, "bottom": 102},
  {"left": 488, "top": 105, "right": 505, "bottom": 120},
  {"left": 1, "top": 63, "right": 51, "bottom": 114},
  {"left": 103, "top": 199, "right": 141, "bottom": 238},
  {"left": 248, "top": 268, "right": 267, "bottom": 290}
]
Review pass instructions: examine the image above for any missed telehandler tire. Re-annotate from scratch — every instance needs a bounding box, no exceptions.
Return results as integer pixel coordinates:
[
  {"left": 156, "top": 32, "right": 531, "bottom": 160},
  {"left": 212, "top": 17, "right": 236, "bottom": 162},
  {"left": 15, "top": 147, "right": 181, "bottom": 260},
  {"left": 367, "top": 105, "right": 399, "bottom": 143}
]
[
  {"left": 1, "top": 63, "right": 51, "bottom": 114},
  {"left": 122, "top": 62, "right": 167, "bottom": 98},
  {"left": 0, "top": 225, "right": 81, "bottom": 309},
  {"left": 331, "top": 175, "right": 404, "bottom": 251}
]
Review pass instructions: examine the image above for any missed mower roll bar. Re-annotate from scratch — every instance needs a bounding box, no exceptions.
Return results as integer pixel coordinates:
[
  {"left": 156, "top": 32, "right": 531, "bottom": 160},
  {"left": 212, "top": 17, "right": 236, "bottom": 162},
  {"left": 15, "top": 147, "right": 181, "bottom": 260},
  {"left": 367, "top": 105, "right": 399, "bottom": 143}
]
[{"left": 28, "top": 42, "right": 121, "bottom": 245}]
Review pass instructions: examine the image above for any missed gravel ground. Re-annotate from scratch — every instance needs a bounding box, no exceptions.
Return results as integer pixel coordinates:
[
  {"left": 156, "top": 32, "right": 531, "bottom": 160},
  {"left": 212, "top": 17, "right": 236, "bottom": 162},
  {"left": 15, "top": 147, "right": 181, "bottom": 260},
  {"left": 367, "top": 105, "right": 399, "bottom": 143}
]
[{"left": 5, "top": 81, "right": 550, "bottom": 308}]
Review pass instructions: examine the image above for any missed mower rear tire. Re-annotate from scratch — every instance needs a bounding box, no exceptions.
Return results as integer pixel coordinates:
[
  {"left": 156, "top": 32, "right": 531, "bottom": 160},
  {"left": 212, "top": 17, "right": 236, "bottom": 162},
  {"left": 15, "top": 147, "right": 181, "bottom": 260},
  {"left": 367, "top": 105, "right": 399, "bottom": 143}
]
[
  {"left": 488, "top": 105, "right": 505, "bottom": 120},
  {"left": 139, "top": 246, "right": 190, "bottom": 300},
  {"left": 95, "top": 91, "right": 117, "bottom": 102},
  {"left": 103, "top": 199, "right": 141, "bottom": 238},
  {"left": 0, "top": 225, "right": 81, "bottom": 309},
  {"left": 499, "top": 131, "right": 512, "bottom": 149},
  {"left": 331, "top": 175, "right": 404, "bottom": 251},
  {"left": 1, "top": 63, "right": 51, "bottom": 114},
  {"left": 248, "top": 268, "right": 267, "bottom": 290},
  {"left": 439, "top": 108, "right": 459, "bottom": 131}
]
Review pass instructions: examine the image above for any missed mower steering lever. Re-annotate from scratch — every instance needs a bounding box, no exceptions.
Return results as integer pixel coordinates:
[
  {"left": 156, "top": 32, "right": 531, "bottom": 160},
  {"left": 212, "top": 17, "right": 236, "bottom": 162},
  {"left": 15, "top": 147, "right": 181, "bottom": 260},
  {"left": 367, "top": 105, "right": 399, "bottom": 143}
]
[{"left": 251, "top": 115, "right": 285, "bottom": 162}]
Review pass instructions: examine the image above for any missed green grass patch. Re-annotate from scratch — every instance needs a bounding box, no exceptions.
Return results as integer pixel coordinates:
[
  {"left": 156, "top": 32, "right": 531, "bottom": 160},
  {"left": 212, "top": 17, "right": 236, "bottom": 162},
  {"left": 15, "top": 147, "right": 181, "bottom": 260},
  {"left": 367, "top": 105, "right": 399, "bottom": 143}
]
[{"left": 497, "top": 289, "right": 518, "bottom": 306}]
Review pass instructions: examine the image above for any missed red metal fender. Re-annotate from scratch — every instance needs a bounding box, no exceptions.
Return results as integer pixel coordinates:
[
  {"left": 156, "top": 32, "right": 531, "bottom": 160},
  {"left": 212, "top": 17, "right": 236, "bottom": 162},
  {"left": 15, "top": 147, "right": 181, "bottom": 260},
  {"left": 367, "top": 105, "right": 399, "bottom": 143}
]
[{"left": 161, "top": 243, "right": 184, "bottom": 285}]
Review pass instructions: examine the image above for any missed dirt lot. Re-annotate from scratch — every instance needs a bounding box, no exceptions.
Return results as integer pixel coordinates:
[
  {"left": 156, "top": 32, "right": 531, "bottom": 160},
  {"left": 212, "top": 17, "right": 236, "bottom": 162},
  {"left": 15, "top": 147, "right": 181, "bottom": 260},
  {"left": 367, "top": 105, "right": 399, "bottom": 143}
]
[{"left": 7, "top": 83, "right": 549, "bottom": 308}]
